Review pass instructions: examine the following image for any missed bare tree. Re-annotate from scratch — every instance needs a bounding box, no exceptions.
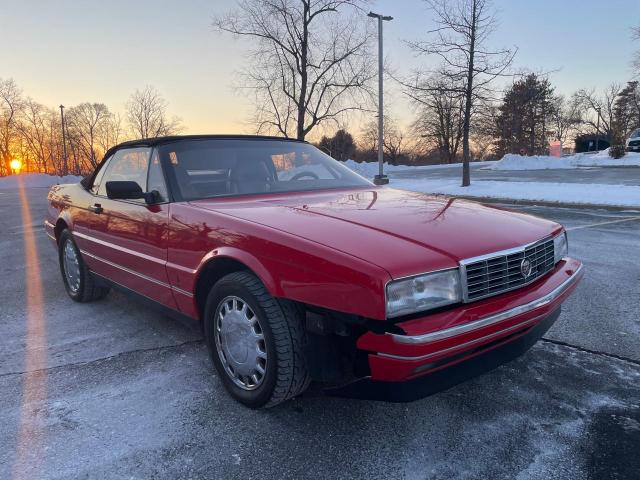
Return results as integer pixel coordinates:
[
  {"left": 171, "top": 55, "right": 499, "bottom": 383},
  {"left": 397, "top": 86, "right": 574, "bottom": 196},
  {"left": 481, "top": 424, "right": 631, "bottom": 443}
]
[
  {"left": 550, "top": 94, "right": 582, "bottom": 151},
  {"left": 213, "top": 0, "right": 374, "bottom": 140},
  {"left": 16, "top": 99, "right": 56, "bottom": 173},
  {"left": 66, "top": 103, "right": 112, "bottom": 170},
  {"left": 382, "top": 121, "right": 407, "bottom": 165},
  {"left": 126, "top": 86, "right": 182, "bottom": 139},
  {"left": 97, "top": 113, "right": 123, "bottom": 155},
  {"left": 0, "top": 78, "right": 24, "bottom": 176},
  {"left": 46, "top": 113, "right": 66, "bottom": 175},
  {"left": 361, "top": 115, "right": 406, "bottom": 164},
  {"left": 575, "top": 83, "right": 621, "bottom": 142},
  {"left": 0, "top": 77, "right": 128, "bottom": 176},
  {"left": 409, "top": 74, "right": 464, "bottom": 164},
  {"left": 407, "top": 0, "right": 516, "bottom": 185},
  {"left": 469, "top": 100, "right": 497, "bottom": 160}
]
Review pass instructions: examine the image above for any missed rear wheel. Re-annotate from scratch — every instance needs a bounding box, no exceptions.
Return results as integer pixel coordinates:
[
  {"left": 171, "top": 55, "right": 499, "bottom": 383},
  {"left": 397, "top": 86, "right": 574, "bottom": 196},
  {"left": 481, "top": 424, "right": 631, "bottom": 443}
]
[
  {"left": 58, "top": 229, "right": 110, "bottom": 302},
  {"left": 204, "top": 271, "right": 310, "bottom": 408}
]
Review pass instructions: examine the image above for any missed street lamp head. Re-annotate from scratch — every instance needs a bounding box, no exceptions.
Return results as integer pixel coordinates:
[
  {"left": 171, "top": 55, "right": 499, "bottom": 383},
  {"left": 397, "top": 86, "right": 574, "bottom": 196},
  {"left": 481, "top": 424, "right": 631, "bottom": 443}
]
[{"left": 368, "top": 11, "right": 393, "bottom": 21}]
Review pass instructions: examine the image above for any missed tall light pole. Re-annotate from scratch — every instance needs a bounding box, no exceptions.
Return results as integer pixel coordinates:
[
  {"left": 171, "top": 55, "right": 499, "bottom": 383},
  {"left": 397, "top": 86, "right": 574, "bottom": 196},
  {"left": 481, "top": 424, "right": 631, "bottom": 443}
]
[
  {"left": 595, "top": 106, "right": 601, "bottom": 152},
  {"left": 368, "top": 11, "right": 392, "bottom": 186},
  {"left": 59, "top": 105, "right": 68, "bottom": 175}
]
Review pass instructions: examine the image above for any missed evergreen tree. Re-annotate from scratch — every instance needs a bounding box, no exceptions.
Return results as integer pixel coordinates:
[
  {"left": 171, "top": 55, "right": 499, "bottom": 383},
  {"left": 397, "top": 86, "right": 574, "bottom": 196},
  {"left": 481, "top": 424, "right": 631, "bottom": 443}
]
[
  {"left": 495, "top": 74, "right": 556, "bottom": 156},
  {"left": 612, "top": 81, "right": 640, "bottom": 140},
  {"left": 318, "top": 129, "right": 356, "bottom": 161}
]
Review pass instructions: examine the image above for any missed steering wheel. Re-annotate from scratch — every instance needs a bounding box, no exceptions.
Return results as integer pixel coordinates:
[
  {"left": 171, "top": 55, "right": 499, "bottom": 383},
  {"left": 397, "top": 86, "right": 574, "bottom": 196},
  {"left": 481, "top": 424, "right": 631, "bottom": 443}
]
[{"left": 290, "top": 171, "right": 320, "bottom": 181}]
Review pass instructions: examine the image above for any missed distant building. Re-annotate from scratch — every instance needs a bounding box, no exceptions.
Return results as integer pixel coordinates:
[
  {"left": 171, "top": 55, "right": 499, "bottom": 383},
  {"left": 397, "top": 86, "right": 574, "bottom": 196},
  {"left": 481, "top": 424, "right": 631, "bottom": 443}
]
[{"left": 574, "top": 134, "right": 610, "bottom": 153}]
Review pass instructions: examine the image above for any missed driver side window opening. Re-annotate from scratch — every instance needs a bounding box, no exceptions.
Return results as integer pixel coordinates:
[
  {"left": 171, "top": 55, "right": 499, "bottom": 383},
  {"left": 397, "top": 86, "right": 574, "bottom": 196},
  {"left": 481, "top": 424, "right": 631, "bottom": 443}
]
[
  {"left": 90, "top": 156, "right": 111, "bottom": 195},
  {"left": 146, "top": 149, "right": 169, "bottom": 202},
  {"left": 97, "top": 147, "right": 151, "bottom": 200}
]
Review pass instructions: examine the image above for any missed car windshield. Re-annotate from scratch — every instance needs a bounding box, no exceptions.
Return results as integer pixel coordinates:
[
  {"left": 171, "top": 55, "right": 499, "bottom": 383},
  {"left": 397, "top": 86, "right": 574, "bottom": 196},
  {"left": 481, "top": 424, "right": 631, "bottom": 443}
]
[
  {"left": 158, "top": 138, "right": 371, "bottom": 200},
  {"left": 632, "top": 129, "right": 640, "bottom": 138}
]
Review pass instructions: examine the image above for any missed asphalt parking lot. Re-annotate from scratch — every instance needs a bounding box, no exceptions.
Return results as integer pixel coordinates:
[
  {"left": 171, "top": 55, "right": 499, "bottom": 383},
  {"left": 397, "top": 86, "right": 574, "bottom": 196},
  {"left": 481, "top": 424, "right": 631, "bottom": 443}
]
[{"left": 1, "top": 187, "right": 639, "bottom": 480}]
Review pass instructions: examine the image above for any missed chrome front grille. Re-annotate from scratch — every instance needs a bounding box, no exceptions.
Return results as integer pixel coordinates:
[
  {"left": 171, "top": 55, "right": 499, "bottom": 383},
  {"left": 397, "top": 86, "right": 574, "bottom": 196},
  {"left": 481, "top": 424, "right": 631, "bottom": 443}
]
[{"left": 461, "top": 238, "right": 555, "bottom": 302}]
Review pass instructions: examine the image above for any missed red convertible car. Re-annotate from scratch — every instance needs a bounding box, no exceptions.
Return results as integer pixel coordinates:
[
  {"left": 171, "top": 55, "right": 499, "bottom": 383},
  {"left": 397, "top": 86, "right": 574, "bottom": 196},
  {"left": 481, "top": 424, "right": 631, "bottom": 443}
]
[{"left": 45, "top": 135, "right": 583, "bottom": 408}]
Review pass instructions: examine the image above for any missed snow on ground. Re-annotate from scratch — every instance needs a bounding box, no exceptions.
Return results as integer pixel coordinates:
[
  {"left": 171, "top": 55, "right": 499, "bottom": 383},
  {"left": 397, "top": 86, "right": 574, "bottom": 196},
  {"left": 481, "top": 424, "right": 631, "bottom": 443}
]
[
  {"left": 0, "top": 173, "right": 83, "bottom": 189},
  {"left": 390, "top": 178, "right": 640, "bottom": 208},
  {"left": 488, "top": 149, "right": 640, "bottom": 170},
  {"left": 343, "top": 153, "right": 640, "bottom": 207},
  {"left": 342, "top": 159, "right": 497, "bottom": 177}
]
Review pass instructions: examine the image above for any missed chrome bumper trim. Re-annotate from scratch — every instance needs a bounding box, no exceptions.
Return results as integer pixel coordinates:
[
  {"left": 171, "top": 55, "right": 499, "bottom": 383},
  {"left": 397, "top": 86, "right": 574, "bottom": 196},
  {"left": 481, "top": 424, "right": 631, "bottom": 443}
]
[
  {"left": 388, "top": 262, "right": 583, "bottom": 346},
  {"left": 380, "top": 315, "right": 544, "bottom": 362}
]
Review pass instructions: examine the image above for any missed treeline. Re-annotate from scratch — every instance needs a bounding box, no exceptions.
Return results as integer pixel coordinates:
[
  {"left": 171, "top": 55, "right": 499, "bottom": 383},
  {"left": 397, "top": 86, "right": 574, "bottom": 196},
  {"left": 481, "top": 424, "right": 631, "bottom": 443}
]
[
  {"left": 316, "top": 76, "right": 640, "bottom": 166},
  {"left": 0, "top": 82, "right": 181, "bottom": 176}
]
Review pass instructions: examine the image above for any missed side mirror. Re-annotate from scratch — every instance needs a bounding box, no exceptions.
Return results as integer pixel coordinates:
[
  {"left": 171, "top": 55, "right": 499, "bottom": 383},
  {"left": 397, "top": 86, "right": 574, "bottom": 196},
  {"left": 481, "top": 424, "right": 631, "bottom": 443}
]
[{"left": 105, "top": 181, "right": 157, "bottom": 204}]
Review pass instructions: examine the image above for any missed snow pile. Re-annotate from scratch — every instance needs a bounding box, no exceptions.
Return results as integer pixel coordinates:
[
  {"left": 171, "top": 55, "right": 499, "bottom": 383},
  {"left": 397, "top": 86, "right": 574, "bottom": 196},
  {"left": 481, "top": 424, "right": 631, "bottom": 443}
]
[
  {"left": 0, "top": 173, "right": 83, "bottom": 189},
  {"left": 489, "top": 149, "right": 640, "bottom": 170},
  {"left": 342, "top": 160, "right": 420, "bottom": 177},
  {"left": 571, "top": 149, "right": 640, "bottom": 167},
  {"left": 390, "top": 178, "right": 640, "bottom": 208},
  {"left": 489, "top": 155, "right": 573, "bottom": 170},
  {"left": 342, "top": 159, "right": 497, "bottom": 177}
]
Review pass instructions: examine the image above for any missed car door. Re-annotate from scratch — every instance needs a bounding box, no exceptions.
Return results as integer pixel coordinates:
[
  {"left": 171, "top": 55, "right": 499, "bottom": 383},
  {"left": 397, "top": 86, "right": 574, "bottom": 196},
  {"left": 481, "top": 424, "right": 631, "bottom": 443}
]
[
  {"left": 68, "top": 154, "right": 112, "bottom": 253},
  {"left": 80, "top": 147, "right": 177, "bottom": 309}
]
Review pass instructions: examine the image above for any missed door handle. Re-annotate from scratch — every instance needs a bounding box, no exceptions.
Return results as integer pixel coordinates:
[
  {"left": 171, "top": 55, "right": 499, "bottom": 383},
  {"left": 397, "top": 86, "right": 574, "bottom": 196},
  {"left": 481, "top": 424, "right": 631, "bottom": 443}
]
[{"left": 89, "top": 203, "right": 103, "bottom": 214}]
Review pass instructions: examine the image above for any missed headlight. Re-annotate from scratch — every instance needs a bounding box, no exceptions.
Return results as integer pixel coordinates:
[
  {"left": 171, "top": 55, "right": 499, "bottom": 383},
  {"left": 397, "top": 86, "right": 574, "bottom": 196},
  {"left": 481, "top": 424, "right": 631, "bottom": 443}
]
[
  {"left": 553, "top": 231, "right": 568, "bottom": 263},
  {"left": 386, "top": 269, "right": 462, "bottom": 318}
]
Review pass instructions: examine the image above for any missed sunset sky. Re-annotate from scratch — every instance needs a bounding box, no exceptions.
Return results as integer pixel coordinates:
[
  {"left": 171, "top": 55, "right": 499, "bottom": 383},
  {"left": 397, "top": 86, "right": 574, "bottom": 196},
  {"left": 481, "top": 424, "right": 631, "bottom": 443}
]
[{"left": 1, "top": 0, "right": 638, "bottom": 137}]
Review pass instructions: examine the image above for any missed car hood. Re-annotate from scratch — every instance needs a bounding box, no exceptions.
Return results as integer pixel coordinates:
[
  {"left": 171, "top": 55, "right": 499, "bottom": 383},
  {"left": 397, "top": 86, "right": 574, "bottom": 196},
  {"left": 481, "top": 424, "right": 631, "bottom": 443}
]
[{"left": 191, "top": 188, "right": 561, "bottom": 279}]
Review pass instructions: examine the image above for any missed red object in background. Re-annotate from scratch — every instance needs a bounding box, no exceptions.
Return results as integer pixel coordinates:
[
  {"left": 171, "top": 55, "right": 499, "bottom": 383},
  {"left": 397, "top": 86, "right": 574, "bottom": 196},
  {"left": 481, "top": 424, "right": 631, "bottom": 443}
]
[
  {"left": 549, "top": 140, "right": 562, "bottom": 157},
  {"left": 44, "top": 136, "right": 582, "bottom": 402}
]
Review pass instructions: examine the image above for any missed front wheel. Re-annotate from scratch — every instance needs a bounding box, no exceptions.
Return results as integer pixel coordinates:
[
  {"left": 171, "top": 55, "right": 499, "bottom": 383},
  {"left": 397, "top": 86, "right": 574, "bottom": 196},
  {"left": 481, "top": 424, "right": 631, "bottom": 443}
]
[
  {"left": 58, "top": 230, "right": 110, "bottom": 302},
  {"left": 204, "top": 271, "right": 310, "bottom": 408}
]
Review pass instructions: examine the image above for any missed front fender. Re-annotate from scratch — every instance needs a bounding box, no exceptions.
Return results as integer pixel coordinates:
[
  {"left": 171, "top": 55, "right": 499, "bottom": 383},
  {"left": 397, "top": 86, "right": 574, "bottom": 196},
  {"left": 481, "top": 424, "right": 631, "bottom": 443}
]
[{"left": 196, "top": 246, "right": 279, "bottom": 296}]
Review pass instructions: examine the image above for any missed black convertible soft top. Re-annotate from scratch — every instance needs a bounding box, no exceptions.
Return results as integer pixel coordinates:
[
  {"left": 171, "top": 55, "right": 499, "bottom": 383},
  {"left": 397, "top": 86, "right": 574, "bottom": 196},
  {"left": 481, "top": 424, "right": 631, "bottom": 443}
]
[
  {"left": 104, "top": 134, "right": 305, "bottom": 159},
  {"left": 83, "top": 135, "right": 307, "bottom": 190}
]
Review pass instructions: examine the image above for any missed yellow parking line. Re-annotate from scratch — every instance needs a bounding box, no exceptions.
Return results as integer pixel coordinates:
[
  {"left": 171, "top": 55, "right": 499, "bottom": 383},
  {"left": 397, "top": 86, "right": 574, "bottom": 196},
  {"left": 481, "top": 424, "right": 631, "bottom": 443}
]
[{"left": 567, "top": 217, "right": 640, "bottom": 231}]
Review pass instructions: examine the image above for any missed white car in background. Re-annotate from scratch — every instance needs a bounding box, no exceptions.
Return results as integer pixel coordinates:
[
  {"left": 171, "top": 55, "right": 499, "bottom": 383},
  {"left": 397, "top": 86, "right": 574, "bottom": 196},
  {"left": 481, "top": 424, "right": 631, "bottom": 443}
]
[{"left": 626, "top": 128, "right": 640, "bottom": 152}]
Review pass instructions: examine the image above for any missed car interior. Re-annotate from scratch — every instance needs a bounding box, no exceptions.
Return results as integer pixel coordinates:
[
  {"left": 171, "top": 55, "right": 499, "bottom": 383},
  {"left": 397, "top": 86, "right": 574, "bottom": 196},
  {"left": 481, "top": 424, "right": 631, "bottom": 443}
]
[
  {"left": 161, "top": 144, "right": 357, "bottom": 200},
  {"left": 168, "top": 150, "right": 278, "bottom": 198}
]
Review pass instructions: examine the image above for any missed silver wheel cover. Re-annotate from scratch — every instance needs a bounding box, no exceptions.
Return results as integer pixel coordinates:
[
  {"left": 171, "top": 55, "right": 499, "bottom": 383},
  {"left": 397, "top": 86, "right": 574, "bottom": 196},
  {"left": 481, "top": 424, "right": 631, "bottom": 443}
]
[
  {"left": 62, "top": 239, "right": 81, "bottom": 293},
  {"left": 214, "top": 296, "right": 267, "bottom": 391}
]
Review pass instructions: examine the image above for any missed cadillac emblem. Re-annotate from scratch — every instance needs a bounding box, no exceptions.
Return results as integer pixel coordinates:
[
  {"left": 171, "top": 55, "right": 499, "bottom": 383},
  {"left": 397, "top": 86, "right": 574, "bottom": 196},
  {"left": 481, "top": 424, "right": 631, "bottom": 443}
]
[{"left": 520, "top": 258, "right": 533, "bottom": 278}]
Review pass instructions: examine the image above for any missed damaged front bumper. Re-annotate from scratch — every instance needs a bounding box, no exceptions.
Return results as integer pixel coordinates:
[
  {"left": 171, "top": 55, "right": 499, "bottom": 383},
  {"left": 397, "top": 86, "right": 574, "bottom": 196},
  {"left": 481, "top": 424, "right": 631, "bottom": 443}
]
[{"left": 327, "top": 258, "right": 583, "bottom": 401}]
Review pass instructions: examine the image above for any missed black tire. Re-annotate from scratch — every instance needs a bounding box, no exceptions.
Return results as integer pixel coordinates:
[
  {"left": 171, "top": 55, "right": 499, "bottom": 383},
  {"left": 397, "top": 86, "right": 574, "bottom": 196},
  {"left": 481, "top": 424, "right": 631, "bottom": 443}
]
[
  {"left": 204, "top": 271, "right": 310, "bottom": 408},
  {"left": 58, "top": 229, "right": 110, "bottom": 302}
]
